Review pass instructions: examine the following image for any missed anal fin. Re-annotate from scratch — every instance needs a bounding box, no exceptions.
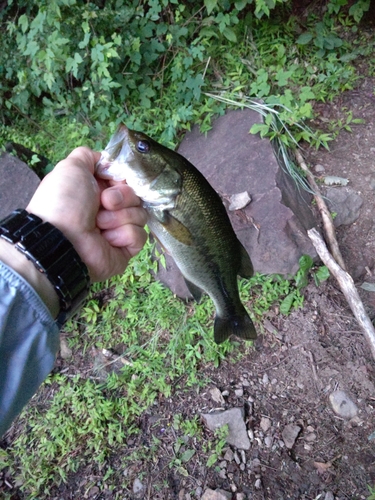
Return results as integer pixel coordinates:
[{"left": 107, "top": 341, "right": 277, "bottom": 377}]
[{"left": 184, "top": 279, "right": 203, "bottom": 303}]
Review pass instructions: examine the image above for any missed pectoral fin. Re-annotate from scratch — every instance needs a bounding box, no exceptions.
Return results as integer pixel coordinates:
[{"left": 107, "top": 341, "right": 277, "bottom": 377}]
[{"left": 154, "top": 210, "right": 193, "bottom": 246}]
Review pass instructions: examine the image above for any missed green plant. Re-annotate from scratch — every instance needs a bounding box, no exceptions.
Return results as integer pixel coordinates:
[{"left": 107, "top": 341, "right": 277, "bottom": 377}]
[
  {"left": 206, "top": 424, "right": 229, "bottom": 467},
  {"left": 368, "top": 485, "right": 375, "bottom": 500}
]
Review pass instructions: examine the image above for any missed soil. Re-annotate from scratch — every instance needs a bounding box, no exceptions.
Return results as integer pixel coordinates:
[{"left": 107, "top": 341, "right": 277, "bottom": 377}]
[{"left": 1, "top": 81, "right": 375, "bottom": 500}]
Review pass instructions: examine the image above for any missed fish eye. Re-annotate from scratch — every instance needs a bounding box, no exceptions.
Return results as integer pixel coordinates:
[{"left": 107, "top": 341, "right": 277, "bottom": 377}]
[{"left": 136, "top": 140, "right": 150, "bottom": 154}]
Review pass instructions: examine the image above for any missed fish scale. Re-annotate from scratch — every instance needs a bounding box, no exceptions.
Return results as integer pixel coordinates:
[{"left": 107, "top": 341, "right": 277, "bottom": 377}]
[{"left": 96, "top": 124, "right": 257, "bottom": 344}]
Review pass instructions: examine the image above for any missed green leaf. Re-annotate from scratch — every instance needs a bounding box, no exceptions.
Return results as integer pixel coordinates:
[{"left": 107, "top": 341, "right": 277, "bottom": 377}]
[
  {"left": 314, "top": 266, "right": 330, "bottom": 284},
  {"left": 296, "top": 33, "right": 313, "bottom": 45},
  {"left": 298, "top": 255, "right": 313, "bottom": 273},
  {"left": 204, "top": 0, "right": 217, "bottom": 15},
  {"left": 222, "top": 27, "right": 237, "bottom": 42},
  {"left": 280, "top": 293, "right": 295, "bottom": 315},
  {"left": 180, "top": 449, "right": 195, "bottom": 462}
]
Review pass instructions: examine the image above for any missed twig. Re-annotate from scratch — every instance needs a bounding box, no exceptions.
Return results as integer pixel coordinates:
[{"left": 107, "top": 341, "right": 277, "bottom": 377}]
[
  {"left": 295, "top": 150, "right": 346, "bottom": 270},
  {"left": 307, "top": 228, "right": 375, "bottom": 362}
]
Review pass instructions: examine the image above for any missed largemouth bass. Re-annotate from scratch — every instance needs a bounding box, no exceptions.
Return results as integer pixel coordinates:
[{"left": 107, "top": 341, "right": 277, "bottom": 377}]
[{"left": 96, "top": 124, "right": 257, "bottom": 344}]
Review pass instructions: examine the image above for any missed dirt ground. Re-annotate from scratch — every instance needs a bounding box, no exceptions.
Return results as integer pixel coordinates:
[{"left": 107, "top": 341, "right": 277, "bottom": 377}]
[{"left": 2, "top": 78, "right": 375, "bottom": 500}]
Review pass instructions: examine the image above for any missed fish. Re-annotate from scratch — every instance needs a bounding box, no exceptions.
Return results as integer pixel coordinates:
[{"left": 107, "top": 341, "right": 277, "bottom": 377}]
[{"left": 96, "top": 124, "right": 257, "bottom": 344}]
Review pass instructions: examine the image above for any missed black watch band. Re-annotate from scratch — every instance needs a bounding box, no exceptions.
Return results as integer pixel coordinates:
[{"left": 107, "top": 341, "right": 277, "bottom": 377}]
[{"left": 0, "top": 209, "right": 91, "bottom": 326}]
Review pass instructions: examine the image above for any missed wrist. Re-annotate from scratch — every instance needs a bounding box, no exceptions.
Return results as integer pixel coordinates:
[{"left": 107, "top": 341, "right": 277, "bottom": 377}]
[
  {"left": 0, "top": 238, "right": 60, "bottom": 318},
  {"left": 0, "top": 210, "right": 91, "bottom": 326}
]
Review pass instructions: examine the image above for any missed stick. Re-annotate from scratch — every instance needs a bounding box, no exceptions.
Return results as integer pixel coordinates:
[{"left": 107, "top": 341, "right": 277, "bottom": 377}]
[
  {"left": 295, "top": 150, "right": 346, "bottom": 271},
  {"left": 308, "top": 228, "right": 375, "bottom": 362}
]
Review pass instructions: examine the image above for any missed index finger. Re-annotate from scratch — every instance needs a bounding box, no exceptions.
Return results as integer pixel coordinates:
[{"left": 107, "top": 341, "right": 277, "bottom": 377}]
[{"left": 55, "top": 147, "right": 101, "bottom": 175}]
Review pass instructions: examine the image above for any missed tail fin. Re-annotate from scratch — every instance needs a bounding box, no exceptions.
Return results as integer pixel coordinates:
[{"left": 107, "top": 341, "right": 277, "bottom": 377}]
[{"left": 214, "top": 309, "right": 257, "bottom": 344}]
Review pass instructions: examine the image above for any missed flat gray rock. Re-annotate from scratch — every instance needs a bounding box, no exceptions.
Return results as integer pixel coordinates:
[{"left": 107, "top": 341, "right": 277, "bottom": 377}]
[
  {"left": 155, "top": 108, "right": 317, "bottom": 298},
  {"left": 201, "top": 407, "right": 250, "bottom": 450},
  {"left": 325, "top": 186, "right": 363, "bottom": 227},
  {"left": 0, "top": 152, "right": 40, "bottom": 220}
]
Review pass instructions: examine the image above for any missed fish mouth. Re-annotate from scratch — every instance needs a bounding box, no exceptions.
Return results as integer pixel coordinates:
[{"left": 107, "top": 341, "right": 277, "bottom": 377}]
[{"left": 95, "top": 124, "right": 133, "bottom": 181}]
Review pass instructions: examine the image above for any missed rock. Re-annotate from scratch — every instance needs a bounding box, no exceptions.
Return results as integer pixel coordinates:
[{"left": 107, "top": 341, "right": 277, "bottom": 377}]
[
  {"left": 133, "top": 477, "right": 144, "bottom": 496},
  {"left": 314, "top": 164, "right": 325, "bottom": 173},
  {"left": 281, "top": 424, "right": 301, "bottom": 449},
  {"left": 325, "top": 186, "right": 363, "bottom": 227},
  {"left": 201, "top": 488, "right": 232, "bottom": 500},
  {"left": 224, "top": 448, "right": 234, "bottom": 461},
  {"left": 260, "top": 416, "right": 271, "bottom": 432},
  {"left": 210, "top": 387, "right": 225, "bottom": 405},
  {"left": 235, "top": 388, "right": 244, "bottom": 398},
  {"left": 324, "top": 492, "right": 335, "bottom": 500},
  {"left": 59, "top": 338, "right": 72, "bottom": 360},
  {"left": 154, "top": 108, "right": 317, "bottom": 298},
  {"left": 201, "top": 407, "right": 251, "bottom": 450},
  {"left": 329, "top": 390, "right": 358, "bottom": 419},
  {"left": 0, "top": 152, "right": 40, "bottom": 220}
]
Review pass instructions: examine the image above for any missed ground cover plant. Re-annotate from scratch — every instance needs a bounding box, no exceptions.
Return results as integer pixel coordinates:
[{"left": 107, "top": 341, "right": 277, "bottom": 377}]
[{"left": 0, "top": 0, "right": 375, "bottom": 498}]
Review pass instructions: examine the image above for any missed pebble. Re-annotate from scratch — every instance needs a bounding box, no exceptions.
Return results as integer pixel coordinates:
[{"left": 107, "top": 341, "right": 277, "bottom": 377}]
[
  {"left": 264, "top": 436, "right": 273, "bottom": 448},
  {"left": 262, "top": 373, "right": 269, "bottom": 385},
  {"left": 234, "top": 452, "right": 241, "bottom": 465},
  {"left": 59, "top": 338, "right": 72, "bottom": 359},
  {"left": 236, "top": 494, "right": 246, "bottom": 500},
  {"left": 260, "top": 416, "right": 271, "bottom": 432},
  {"left": 314, "top": 163, "right": 325, "bottom": 172},
  {"left": 133, "top": 478, "right": 144, "bottom": 495},
  {"left": 201, "top": 408, "right": 251, "bottom": 450},
  {"left": 329, "top": 390, "right": 358, "bottom": 419},
  {"left": 255, "top": 478, "right": 262, "bottom": 489},
  {"left": 324, "top": 492, "right": 334, "bottom": 500},
  {"left": 281, "top": 424, "right": 301, "bottom": 449},
  {"left": 305, "top": 432, "right": 317, "bottom": 442},
  {"left": 210, "top": 387, "right": 225, "bottom": 405},
  {"left": 224, "top": 449, "right": 234, "bottom": 461},
  {"left": 201, "top": 489, "right": 232, "bottom": 500},
  {"left": 235, "top": 388, "right": 244, "bottom": 398}
]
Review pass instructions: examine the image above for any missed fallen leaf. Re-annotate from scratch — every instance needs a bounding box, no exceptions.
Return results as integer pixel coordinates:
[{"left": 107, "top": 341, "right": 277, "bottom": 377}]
[{"left": 314, "top": 461, "right": 332, "bottom": 474}]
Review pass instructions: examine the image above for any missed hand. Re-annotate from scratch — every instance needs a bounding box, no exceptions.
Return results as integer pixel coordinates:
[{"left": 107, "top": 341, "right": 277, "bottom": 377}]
[{"left": 26, "top": 146, "right": 148, "bottom": 282}]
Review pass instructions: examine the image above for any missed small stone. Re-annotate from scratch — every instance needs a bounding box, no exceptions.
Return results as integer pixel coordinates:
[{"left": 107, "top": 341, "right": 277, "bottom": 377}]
[
  {"left": 260, "top": 417, "right": 271, "bottom": 432},
  {"left": 133, "top": 478, "right": 144, "bottom": 495},
  {"left": 329, "top": 390, "right": 358, "bottom": 419},
  {"left": 234, "top": 452, "right": 241, "bottom": 465},
  {"left": 262, "top": 373, "right": 269, "bottom": 385},
  {"left": 247, "top": 429, "right": 254, "bottom": 440},
  {"left": 324, "top": 492, "right": 334, "bottom": 500},
  {"left": 255, "top": 478, "right": 262, "bottom": 489},
  {"left": 282, "top": 424, "right": 301, "bottom": 449},
  {"left": 88, "top": 486, "right": 100, "bottom": 497},
  {"left": 264, "top": 436, "right": 273, "bottom": 448},
  {"left": 236, "top": 494, "right": 246, "bottom": 500},
  {"left": 59, "top": 338, "right": 72, "bottom": 359},
  {"left": 219, "top": 469, "right": 227, "bottom": 479},
  {"left": 201, "top": 489, "right": 232, "bottom": 500},
  {"left": 240, "top": 450, "right": 246, "bottom": 463},
  {"left": 201, "top": 408, "right": 251, "bottom": 450},
  {"left": 314, "top": 163, "right": 325, "bottom": 173},
  {"left": 210, "top": 387, "right": 225, "bottom": 405},
  {"left": 224, "top": 449, "right": 234, "bottom": 461},
  {"left": 305, "top": 433, "right": 317, "bottom": 442},
  {"left": 228, "top": 191, "right": 252, "bottom": 211},
  {"left": 222, "top": 390, "right": 230, "bottom": 397},
  {"left": 196, "top": 487, "right": 203, "bottom": 497},
  {"left": 235, "top": 388, "right": 244, "bottom": 398}
]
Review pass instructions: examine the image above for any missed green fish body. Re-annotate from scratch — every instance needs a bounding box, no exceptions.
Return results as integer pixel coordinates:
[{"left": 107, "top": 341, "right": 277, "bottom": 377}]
[{"left": 96, "top": 124, "right": 257, "bottom": 344}]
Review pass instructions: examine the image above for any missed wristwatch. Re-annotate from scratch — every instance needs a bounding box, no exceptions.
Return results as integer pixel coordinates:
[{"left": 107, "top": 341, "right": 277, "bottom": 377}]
[{"left": 0, "top": 209, "right": 91, "bottom": 326}]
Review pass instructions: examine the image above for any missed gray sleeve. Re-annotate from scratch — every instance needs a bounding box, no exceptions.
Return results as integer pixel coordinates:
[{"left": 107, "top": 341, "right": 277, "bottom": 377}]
[{"left": 0, "top": 261, "right": 60, "bottom": 436}]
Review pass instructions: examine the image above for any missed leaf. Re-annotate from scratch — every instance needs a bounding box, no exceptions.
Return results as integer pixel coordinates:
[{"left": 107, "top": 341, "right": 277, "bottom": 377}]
[
  {"left": 298, "top": 255, "right": 313, "bottom": 274},
  {"left": 280, "top": 293, "right": 295, "bottom": 315},
  {"left": 176, "top": 466, "right": 189, "bottom": 477},
  {"left": 314, "top": 266, "right": 330, "bottom": 285},
  {"left": 204, "top": 0, "right": 217, "bottom": 15},
  {"left": 180, "top": 449, "right": 195, "bottom": 462},
  {"left": 314, "top": 461, "right": 332, "bottom": 474},
  {"left": 222, "top": 27, "right": 237, "bottom": 42},
  {"left": 296, "top": 32, "right": 313, "bottom": 45}
]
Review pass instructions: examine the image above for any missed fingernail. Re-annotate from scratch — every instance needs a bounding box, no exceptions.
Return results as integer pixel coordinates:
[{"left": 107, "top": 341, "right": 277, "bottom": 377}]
[{"left": 109, "top": 188, "right": 124, "bottom": 206}]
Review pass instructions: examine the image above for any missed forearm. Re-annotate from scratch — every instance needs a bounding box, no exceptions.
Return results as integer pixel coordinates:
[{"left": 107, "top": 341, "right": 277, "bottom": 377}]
[{"left": 0, "top": 259, "right": 60, "bottom": 436}]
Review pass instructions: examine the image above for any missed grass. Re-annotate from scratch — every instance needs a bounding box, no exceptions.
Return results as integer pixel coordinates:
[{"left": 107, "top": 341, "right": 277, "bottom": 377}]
[
  {"left": 0, "top": 3, "right": 373, "bottom": 497},
  {"left": 1, "top": 237, "right": 318, "bottom": 497}
]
